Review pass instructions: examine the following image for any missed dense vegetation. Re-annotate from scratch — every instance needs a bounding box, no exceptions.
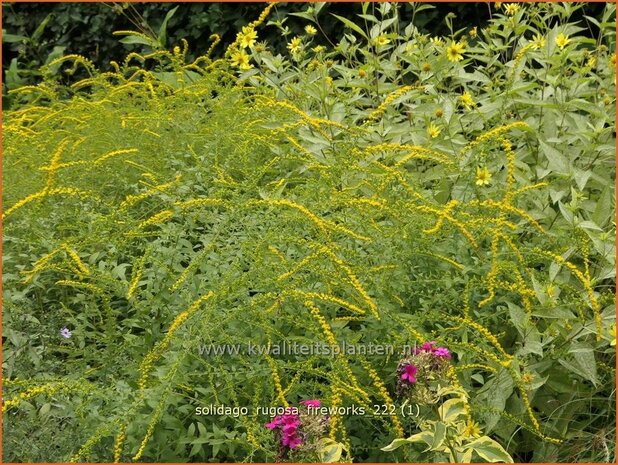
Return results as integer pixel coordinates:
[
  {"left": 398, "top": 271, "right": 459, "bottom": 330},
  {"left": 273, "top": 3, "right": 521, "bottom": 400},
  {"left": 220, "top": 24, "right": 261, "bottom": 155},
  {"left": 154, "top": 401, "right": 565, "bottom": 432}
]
[{"left": 3, "top": 2, "right": 616, "bottom": 463}]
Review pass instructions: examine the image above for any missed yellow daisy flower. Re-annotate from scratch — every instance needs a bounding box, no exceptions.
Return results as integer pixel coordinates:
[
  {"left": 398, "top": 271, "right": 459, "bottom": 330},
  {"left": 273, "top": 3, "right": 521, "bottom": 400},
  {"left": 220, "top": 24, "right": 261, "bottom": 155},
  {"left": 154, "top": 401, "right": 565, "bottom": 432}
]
[
  {"left": 555, "top": 32, "right": 571, "bottom": 50},
  {"left": 446, "top": 41, "right": 466, "bottom": 62},
  {"left": 305, "top": 25, "right": 317, "bottom": 36},
  {"left": 287, "top": 36, "right": 303, "bottom": 54},
  {"left": 504, "top": 3, "right": 520, "bottom": 15},
  {"left": 430, "top": 37, "right": 445, "bottom": 46},
  {"left": 427, "top": 123, "right": 441, "bottom": 138},
  {"left": 469, "top": 27, "right": 478, "bottom": 38},
  {"left": 230, "top": 50, "right": 252, "bottom": 70},
  {"left": 475, "top": 166, "right": 492, "bottom": 186},
  {"left": 463, "top": 418, "right": 482, "bottom": 438},
  {"left": 459, "top": 91, "right": 475, "bottom": 109},
  {"left": 373, "top": 35, "right": 391, "bottom": 47},
  {"left": 238, "top": 26, "right": 257, "bottom": 49},
  {"left": 531, "top": 33, "right": 546, "bottom": 50}
]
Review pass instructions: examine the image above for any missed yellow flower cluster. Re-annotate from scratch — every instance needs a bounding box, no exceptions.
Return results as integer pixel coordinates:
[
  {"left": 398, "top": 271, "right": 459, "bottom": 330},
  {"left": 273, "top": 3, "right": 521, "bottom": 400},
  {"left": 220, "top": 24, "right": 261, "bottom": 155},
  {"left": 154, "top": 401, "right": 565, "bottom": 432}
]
[
  {"left": 365, "top": 84, "right": 422, "bottom": 123},
  {"left": 264, "top": 352, "right": 289, "bottom": 407},
  {"left": 133, "top": 390, "right": 170, "bottom": 461},
  {"left": 113, "top": 424, "right": 126, "bottom": 463},
  {"left": 3, "top": 187, "right": 91, "bottom": 219},
  {"left": 361, "top": 360, "right": 404, "bottom": 437},
  {"left": 138, "top": 292, "right": 214, "bottom": 390},
  {"left": 305, "top": 300, "right": 338, "bottom": 346}
]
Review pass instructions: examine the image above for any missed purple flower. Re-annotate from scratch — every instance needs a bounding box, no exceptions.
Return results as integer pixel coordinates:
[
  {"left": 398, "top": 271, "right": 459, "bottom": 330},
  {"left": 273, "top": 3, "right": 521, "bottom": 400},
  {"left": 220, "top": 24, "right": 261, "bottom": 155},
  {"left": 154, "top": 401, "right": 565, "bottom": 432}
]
[
  {"left": 401, "top": 364, "right": 417, "bottom": 383},
  {"left": 433, "top": 347, "right": 451, "bottom": 359},
  {"left": 60, "top": 327, "right": 72, "bottom": 339},
  {"left": 300, "top": 399, "right": 321, "bottom": 408}
]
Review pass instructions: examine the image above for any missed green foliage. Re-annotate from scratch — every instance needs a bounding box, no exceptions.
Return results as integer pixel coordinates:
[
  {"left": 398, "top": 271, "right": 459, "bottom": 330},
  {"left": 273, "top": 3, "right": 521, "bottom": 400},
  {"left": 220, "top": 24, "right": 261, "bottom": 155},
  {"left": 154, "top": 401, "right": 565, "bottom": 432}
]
[
  {"left": 383, "top": 387, "right": 513, "bottom": 462},
  {"left": 3, "top": 2, "right": 616, "bottom": 463}
]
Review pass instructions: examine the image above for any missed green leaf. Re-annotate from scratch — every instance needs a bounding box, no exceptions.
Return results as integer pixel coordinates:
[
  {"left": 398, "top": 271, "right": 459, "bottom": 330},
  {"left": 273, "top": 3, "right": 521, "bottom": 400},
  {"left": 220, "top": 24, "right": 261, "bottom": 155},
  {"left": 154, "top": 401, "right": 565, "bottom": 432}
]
[
  {"left": 317, "top": 438, "right": 343, "bottom": 462},
  {"left": 381, "top": 431, "right": 433, "bottom": 451},
  {"left": 438, "top": 398, "right": 466, "bottom": 424},
  {"left": 119, "top": 35, "right": 159, "bottom": 48},
  {"left": 331, "top": 14, "right": 369, "bottom": 40},
  {"left": 430, "top": 421, "right": 447, "bottom": 451},
  {"left": 2, "top": 31, "right": 27, "bottom": 43},
  {"left": 539, "top": 139, "right": 569, "bottom": 175},
  {"left": 466, "top": 436, "right": 514, "bottom": 463},
  {"left": 158, "top": 6, "right": 179, "bottom": 48},
  {"left": 32, "top": 13, "right": 53, "bottom": 42}
]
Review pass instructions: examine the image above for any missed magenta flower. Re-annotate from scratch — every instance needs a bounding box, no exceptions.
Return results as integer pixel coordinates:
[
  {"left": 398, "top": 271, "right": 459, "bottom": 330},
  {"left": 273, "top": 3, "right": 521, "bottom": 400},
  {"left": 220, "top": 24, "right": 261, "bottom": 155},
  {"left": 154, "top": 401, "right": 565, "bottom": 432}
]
[
  {"left": 300, "top": 399, "right": 321, "bottom": 408},
  {"left": 281, "top": 415, "right": 300, "bottom": 432},
  {"left": 420, "top": 341, "right": 437, "bottom": 352},
  {"left": 265, "top": 417, "right": 282, "bottom": 430},
  {"left": 265, "top": 411, "right": 304, "bottom": 449},
  {"left": 434, "top": 347, "right": 451, "bottom": 359},
  {"left": 282, "top": 431, "right": 303, "bottom": 449},
  {"left": 401, "top": 364, "right": 417, "bottom": 383}
]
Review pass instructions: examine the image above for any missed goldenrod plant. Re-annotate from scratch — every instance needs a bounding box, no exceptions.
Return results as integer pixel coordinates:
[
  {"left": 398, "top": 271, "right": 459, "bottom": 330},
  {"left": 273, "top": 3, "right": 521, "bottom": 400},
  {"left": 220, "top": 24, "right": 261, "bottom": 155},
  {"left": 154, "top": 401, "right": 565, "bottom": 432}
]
[{"left": 2, "top": 2, "right": 615, "bottom": 463}]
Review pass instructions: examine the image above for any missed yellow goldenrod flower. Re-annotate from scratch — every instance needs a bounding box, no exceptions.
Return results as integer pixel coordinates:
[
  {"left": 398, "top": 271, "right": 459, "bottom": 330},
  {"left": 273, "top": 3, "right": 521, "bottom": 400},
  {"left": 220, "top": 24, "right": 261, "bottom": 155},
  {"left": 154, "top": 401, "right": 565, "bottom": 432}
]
[
  {"left": 446, "top": 41, "right": 466, "bottom": 62},
  {"left": 305, "top": 25, "right": 317, "bottom": 36},
  {"left": 546, "top": 284, "right": 558, "bottom": 300},
  {"left": 469, "top": 27, "right": 478, "bottom": 38},
  {"left": 230, "top": 50, "right": 252, "bottom": 70},
  {"left": 287, "top": 36, "right": 302, "bottom": 54},
  {"left": 373, "top": 35, "right": 391, "bottom": 47},
  {"left": 555, "top": 33, "right": 571, "bottom": 50},
  {"left": 475, "top": 166, "right": 492, "bottom": 186},
  {"left": 430, "top": 36, "right": 445, "bottom": 46},
  {"left": 427, "top": 123, "right": 441, "bottom": 138},
  {"left": 504, "top": 3, "right": 520, "bottom": 15},
  {"left": 531, "top": 33, "right": 546, "bottom": 50},
  {"left": 459, "top": 91, "right": 475, "bottom": 109},
  {"left": 238, "top": 26, "right": 257, "bottom": 49}
]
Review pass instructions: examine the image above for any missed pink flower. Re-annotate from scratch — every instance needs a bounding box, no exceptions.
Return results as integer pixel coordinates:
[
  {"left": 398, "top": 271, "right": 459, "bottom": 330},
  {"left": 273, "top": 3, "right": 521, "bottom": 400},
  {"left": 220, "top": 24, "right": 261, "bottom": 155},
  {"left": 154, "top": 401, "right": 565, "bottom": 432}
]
[
  {"left": 420, "top": 341, "right": 437, "bottom": 352},
  {"left": 434, "top": 347, "right": 451, "bottom": 359},
  {"left": 265, "top": 416, "right": 283, "bottom": 430},
  {"left": 401, "top": 364, "right": 417, "bottom": 383},
  {"left": 300, "top": 399, "right": 321, "bottom": 407},
  {"left": 283, "top": 431, "right": 303, "bottom": 448},
  {"left": 281, "top": 415, "right": 300, "bottom": 432}
]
